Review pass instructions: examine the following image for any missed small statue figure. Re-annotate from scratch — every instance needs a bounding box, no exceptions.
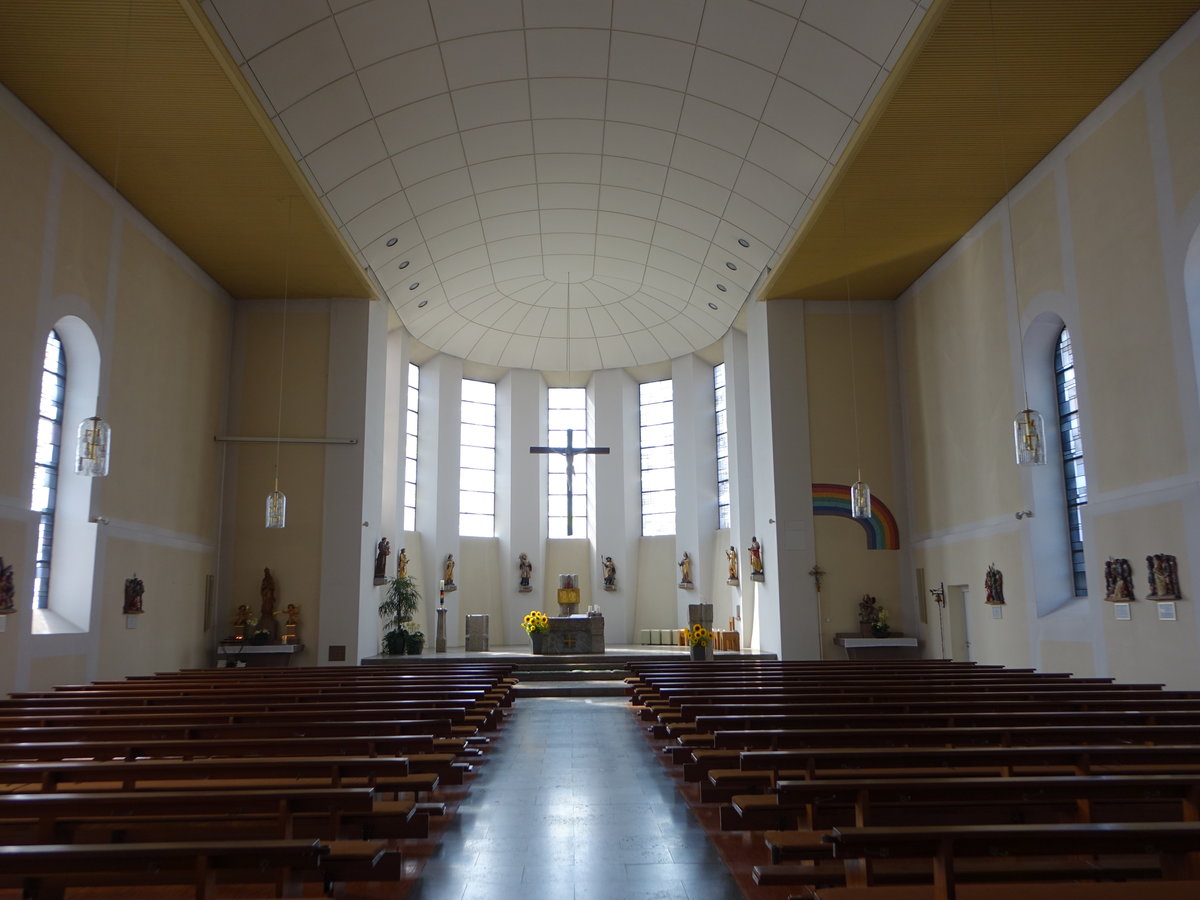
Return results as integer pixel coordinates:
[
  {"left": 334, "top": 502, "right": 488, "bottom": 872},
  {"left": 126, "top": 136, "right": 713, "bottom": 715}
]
[
  {"left": 123, "top": 575, "right": 145, "bottom": 614},
  {"left": 443, "top": 554, "right": 457, "bottom": 591},
  {"left": 984, "top": 564, "right": 1004, "bottom": 605},
  {"left": 0, "top": 557, "right": 15, "bottom": 614},
  {"left": 726, "top": 546, "right": 739, "bottom": 585},
  {"left": 1146, "top": 554, "right": 1180, "bottom": 599},
  {"left": 518, "top": 553, "right": 533, "bottom": 592},
  {"left": 1104, "top": 557, "right": 1134, "bottom": 601},
  {"left": 397, "top": 547, "right": 409, "bottom": 578},
  {"left": 374, "top": 537, "right": 391, "bottom": 581},
  {"left": 603, "top": 556, "right": 617, "bottom": 591},
  {"left": 259, "top": 567, "right": 278, "bottom": 638},
  {"left": 678, "top": 552, "right": 693, "bottom": 587},
  {"left": 281, "top": 603, "right": 300, "bottom": 645},
  {"left": 749, "top": 537, "right": 764, "bottom": 582}
]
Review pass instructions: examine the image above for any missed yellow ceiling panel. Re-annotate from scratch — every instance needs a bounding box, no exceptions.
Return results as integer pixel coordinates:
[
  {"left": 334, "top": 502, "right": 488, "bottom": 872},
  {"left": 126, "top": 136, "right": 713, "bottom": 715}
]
[
  {"left": 765, "top": 0, "right": 1200, "bottom": 302},
  {"left": 0, "top": 0, "right": 373, "bottom": 301}
]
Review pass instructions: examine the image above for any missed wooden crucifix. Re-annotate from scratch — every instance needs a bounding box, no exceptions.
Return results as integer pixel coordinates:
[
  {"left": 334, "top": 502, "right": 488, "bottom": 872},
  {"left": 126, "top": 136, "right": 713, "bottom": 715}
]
[{"left": 530, "top": 428, "right": 609, "bottom": 536}]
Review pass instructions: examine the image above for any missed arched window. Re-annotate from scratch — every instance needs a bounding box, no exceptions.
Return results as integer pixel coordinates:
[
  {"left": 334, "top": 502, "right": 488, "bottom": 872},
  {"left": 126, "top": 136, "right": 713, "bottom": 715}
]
[
  {"left": 32, "top": 316, "right": 103, "bottom": 633},
  {"left": 1055, "top": 327, "right": 1088, "bottom": 596},
  {"left": 30, "top": 331, "right": 66, "bottom": 610}
]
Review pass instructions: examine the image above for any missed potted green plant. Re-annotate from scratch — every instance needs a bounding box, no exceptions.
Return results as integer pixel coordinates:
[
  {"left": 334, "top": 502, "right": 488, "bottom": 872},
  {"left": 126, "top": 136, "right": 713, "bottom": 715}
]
[{"left": 380, "top": 575, "right": 421, "bottom": 656}]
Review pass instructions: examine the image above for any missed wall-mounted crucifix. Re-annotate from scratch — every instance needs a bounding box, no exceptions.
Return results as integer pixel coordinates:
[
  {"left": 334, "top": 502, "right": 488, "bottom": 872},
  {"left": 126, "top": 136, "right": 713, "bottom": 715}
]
[{"left": 530, "top": 428, "right": 610, "bottom": 536}]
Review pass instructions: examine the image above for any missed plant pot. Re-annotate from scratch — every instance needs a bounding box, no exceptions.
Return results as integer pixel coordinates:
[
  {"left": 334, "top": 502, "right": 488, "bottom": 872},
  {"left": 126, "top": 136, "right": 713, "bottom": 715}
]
[
  {"left": 529, "top": 632, "right": 545, "bottom": 654},
  {"left": 690, "top": 644, "right": 706, "bottom": 661},
  {"left": 405, "top": 634, "right": 425, "bottom": 655},
  {"left": 860, "top": 624, "right": 874, "bottom": 637},
  {"left": 382, "top": 630, "right": 405, "bottom": 655}
]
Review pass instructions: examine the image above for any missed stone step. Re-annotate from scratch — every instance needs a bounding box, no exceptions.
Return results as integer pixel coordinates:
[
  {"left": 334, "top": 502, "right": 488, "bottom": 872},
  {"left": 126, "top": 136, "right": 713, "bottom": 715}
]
[
  {"left": 517, "top": 668, "right": 627, "bottom": 682},
  {"left": 514, "top": 680, "right": 629, "bottom": 698}
]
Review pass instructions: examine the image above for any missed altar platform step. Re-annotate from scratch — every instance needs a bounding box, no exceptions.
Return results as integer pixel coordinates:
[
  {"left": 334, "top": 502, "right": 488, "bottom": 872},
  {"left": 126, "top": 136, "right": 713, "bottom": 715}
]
[{"left": 514, "top": 679, "right": 629, "bottom": 698}]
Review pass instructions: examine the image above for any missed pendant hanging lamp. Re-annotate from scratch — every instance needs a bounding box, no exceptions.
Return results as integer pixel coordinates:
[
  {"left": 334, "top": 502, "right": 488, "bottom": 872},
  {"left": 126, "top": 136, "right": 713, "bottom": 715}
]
[
  {"left": 75, "top": 416, "right": 111, "bottom": 477},
  {"left": 266, "top": 198, "right": 292, "bottom": 528},
  {"left": 845, "top": 258, "right": 870, "bottom": 520},
  {"left": 984, "top": 0, "right": 1046, "bottom": 467}
]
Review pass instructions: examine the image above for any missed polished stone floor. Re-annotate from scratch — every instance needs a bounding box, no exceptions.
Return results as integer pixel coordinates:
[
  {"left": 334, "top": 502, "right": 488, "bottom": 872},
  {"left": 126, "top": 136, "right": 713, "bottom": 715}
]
[{"left": 409, "top": 697, "right": 747, "bottom": 900}]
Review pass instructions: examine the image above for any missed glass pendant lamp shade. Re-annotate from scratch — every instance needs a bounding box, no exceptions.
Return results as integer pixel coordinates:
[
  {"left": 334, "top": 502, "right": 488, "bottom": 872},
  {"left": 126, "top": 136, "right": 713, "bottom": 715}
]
[
  {"left": 265, "top": 488, "right": 287, "bottom": 529},
  {"left": 851, "top": 480, "right": 872, "bottom": 519},
  {"left": 75, "top": 416, "right": 111, "bottom": 477},
  {"left": 1014, "top": 408, "right": 1047, "bottom": 466}
]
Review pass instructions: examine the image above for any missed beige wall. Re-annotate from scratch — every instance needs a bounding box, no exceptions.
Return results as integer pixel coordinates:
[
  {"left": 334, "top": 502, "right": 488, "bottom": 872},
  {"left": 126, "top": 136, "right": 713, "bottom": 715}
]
[
  {"left": 1067, "top": 96, "right": 1185, "bottom": 492},
  {"left": 804, "top": 306, "right": 904, "bottom": 652},
  {"left": 900, "top": 223, "right": 1020, "bottom": 537},
  {"left": 1161, "top": 36, "right": 1200, "bottom": 219},
  {"left": 221, "top": 303, "right": 332, "bottom": 667},
  {"left": 0, "top": 88, "right": 231, "bottom": 694},
  {"left": 898, "top": 19, "right": 1200, "bottom": 687},
  {"left": 0, "top": 106, "right": 50, "bottom": 502}
]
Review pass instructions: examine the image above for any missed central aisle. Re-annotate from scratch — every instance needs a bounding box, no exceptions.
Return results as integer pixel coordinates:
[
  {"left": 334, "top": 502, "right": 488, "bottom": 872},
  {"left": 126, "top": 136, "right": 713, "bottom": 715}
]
[{"left": 411, "top": 697, "right": 745, "bottom": 900}]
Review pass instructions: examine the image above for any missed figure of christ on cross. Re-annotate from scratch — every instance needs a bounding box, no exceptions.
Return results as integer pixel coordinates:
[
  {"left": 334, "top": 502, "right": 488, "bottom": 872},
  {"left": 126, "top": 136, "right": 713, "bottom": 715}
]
[{"left": 530, "top": 428, "right": 610, "bottom": 536}]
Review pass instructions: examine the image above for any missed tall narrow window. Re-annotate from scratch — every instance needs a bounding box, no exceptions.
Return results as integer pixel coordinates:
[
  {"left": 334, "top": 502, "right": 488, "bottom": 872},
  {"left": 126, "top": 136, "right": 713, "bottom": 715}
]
[
  {"left": 403, "top": 363, "right": 419, "bottom": 533},
  {"left": 714, "top": 363, "right": 730, "bottom": 530},
  {"left": 640, "top": 379, "right": 675, "bottom": 536},
  {"left": 1055, "top": 328, "right": 1088, "bottom": 596},
  {"left": 547, "top": 387, "right": 588, "bottom": 538},
  {"left": 31, "top": 331, "right": 66, "bottom": 610},
  {"left": 459, "top": 379, "right": 496, "bottom": 537}
]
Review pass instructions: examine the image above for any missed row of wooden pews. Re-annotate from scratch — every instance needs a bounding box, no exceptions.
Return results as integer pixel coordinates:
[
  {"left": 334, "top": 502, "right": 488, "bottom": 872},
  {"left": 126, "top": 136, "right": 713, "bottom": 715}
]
[
  {"left": 0, "top": 662, "right": 517, "bottom": 898},
  {"left": 626, "top": 659, "right": 1200, "bottom": 900}
]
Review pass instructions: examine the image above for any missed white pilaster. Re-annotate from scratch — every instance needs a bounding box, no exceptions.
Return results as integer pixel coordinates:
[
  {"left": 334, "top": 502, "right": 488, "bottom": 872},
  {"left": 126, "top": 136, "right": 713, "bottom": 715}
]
[
  {"left": 590, "top": 368, "right": 641, "bottom": 643},
  {"left": 746, "top": 299, "right": 820, "bottom": 659},
  {"left": 319, "top": 298, "right": 385, "bottom": 666},
  {"left": 724, "top": 327, "right": 756, "bottom": 641},
  {"left": 417, "top": 354, "right": 463, "bottom": 645},
  {"left": 498, "top": 369, "right": 545, "bottom": 643},
  {"left": 672, "top": 355, "right": 718, "bottom": 622}
]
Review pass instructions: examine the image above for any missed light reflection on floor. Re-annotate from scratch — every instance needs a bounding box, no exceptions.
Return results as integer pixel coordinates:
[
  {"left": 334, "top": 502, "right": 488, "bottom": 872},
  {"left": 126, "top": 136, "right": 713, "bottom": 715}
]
[{"left": 409, "top": 697, "right": 746, "bottom": 900}]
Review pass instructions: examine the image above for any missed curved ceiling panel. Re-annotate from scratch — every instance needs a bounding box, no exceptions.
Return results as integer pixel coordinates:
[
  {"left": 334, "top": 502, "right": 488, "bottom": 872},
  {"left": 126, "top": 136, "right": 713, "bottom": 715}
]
[{"left": 203, "top": 0, "right": 930, "bottom": 368}]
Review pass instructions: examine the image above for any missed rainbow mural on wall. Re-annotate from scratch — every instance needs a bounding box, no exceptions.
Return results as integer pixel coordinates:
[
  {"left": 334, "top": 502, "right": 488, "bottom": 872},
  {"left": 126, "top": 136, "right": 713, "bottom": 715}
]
[{"left": 811, "top": 483, "right": 900, "bottom": 550}]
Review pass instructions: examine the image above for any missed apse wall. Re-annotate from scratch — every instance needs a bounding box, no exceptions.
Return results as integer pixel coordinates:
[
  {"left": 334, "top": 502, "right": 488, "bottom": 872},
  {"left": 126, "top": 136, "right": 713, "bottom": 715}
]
[{"left": 898, "top": 13, "right": 1200, "bottom": 688}]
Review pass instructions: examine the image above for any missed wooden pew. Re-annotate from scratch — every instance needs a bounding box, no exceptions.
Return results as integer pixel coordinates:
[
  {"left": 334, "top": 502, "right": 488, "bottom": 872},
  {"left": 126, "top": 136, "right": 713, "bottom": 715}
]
[
  {"left": 804, "top": 882, "right": 1200, "bottom": 900},
  {"left": 707, "top": 743, "right": 1200, "bottom": 813},
  {"left": 821, "top": 821, "right": 1200, "bottom": 899},
  {"left": 758, "top": 772, "right": 1200, "bottom": 852},
  {"left": 0, "top": 785, "right": 376, "bottom": 842},
  {"left": 0, "top": 839, "right": 330, "bottom": 900},
  {"left": 697, "top": 721, "right": 1200, "bottom": 753},
  {"left": 0, "top": 732, "right": 440, "bottom": 763}
]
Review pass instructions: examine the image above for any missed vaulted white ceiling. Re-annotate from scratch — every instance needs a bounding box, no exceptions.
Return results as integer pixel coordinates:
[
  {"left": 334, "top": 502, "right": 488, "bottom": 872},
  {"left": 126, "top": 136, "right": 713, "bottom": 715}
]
[{"left": 199, "top": 0, "right": 929, "bottom": 370}]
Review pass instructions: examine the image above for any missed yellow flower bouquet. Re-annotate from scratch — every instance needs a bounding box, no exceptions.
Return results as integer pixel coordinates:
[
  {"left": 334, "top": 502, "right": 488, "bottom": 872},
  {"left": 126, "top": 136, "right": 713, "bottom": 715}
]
[
  {"left": 521, "top": 610, "right": 549, "bottom": 635},
  {"left": 688, "top": 623, "right": 713, "bottom": 647}
]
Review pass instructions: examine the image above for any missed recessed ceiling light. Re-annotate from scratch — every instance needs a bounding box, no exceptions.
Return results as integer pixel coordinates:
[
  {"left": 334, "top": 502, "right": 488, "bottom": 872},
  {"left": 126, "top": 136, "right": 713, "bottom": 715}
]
[
  {"left": 409, "top": 282, "right": 420, "bottom": 290},
  {"left": 386, "top": 237, "right": 398, "bottom": 247},
  {"left": 417, "top": 299, "right": 428, "bottom": 308},
  {"left": 708, "top": 302, "right": 718, "bottom": 310},
  {"left": 716, "top": 283, "right": 727, "bottom": 292},
  {"left": 398, "top": 260, "right": 410, "bottom": 269},
  {"left": 725, "top": 261, "right": 737, "bottom": 271},
  {"left": 738, "top": 238, "right": 750, "bottom": 248}
]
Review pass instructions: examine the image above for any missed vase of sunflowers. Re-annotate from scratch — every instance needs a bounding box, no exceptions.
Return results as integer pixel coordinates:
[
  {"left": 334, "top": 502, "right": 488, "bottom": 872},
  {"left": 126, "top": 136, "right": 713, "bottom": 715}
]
[
  {"left": 688, "top": 623, "right": 713, "bottom": 660},
  {"left": 522, "top": 609, "right": 550, "bottom": 654}
]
